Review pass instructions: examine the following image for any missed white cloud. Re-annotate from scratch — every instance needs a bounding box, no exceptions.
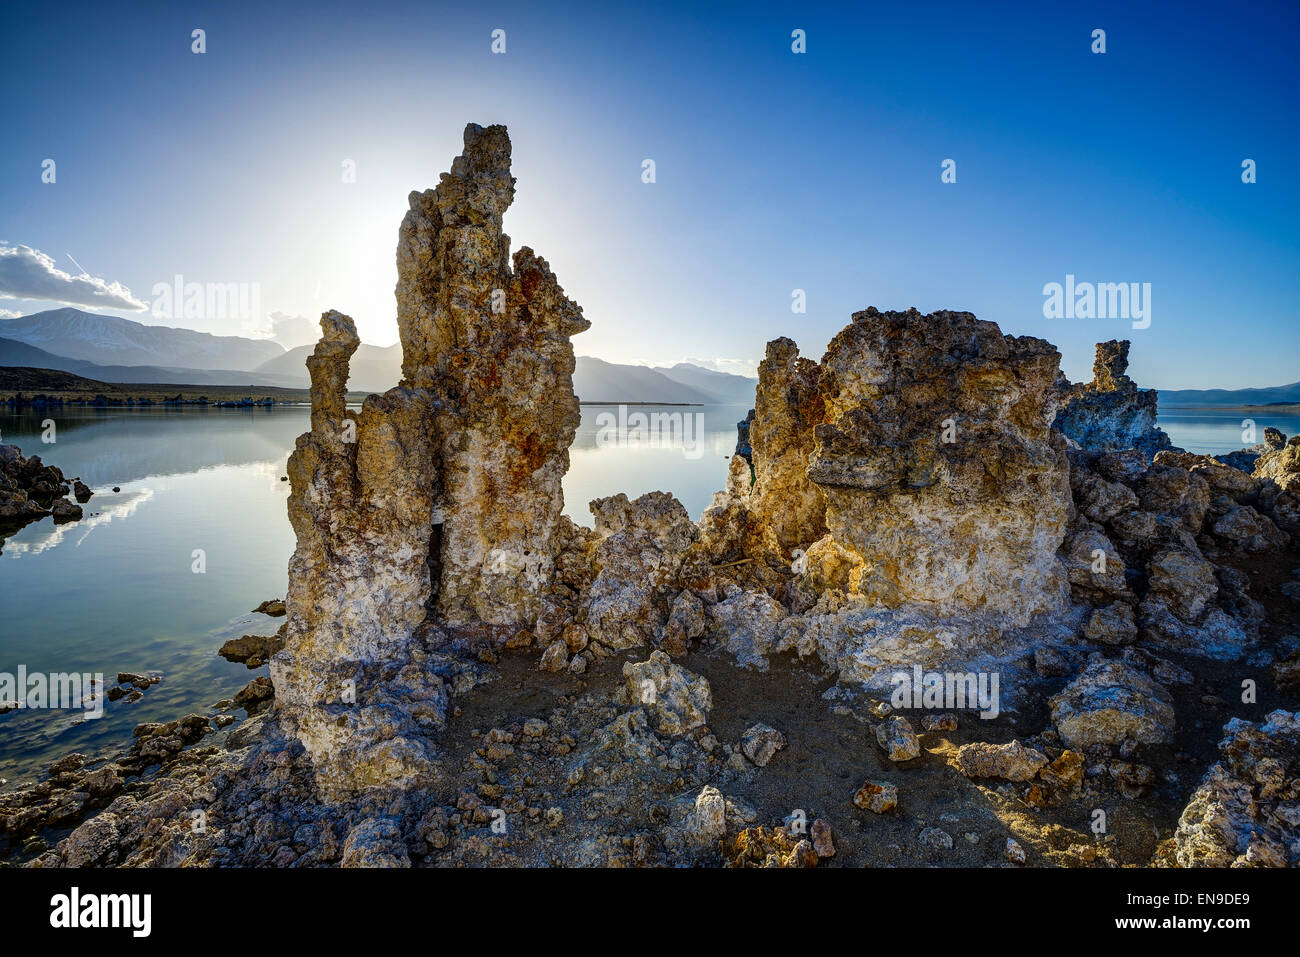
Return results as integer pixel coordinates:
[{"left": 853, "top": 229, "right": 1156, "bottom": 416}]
[
  {"left": 678, "top": 356, "right": 760, "bottom": 378},
  {"left": 0, "top": 308, "right": 21, "bottom": 319},
  {"left": 265, "top": 311, "right": 322, "bottom": 349},
  {"left": 0, "top": 245, "right": 147, "bottom": 311}
]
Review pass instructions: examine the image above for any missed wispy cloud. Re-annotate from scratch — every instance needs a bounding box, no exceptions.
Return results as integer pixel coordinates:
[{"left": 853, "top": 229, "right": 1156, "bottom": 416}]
[
  {"left": 678, "top": 356, "right": 759, "bottom": 378},
  {"left": 260, "top": 311, "right": 321, "bottom": 349},
  {"left": 0, "top": 245, "right": 147, "bottom": 311}
]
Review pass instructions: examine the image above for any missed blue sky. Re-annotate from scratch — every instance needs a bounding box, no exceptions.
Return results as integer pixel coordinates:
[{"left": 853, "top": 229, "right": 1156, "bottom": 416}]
[{"left": 1, "top": 0, "right": 1296, "bottom": 388}]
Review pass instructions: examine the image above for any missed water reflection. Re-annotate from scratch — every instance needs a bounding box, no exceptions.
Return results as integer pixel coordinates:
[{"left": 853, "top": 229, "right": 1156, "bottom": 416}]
[
  {"left": 2, "top": 488, "right": 154, "bottom": 557},
  {"left": 564, "top": 404, "right": 747, "bottom": 524},
  {"left": 0, "top": 406, "right": 307, "bottom": 487}
]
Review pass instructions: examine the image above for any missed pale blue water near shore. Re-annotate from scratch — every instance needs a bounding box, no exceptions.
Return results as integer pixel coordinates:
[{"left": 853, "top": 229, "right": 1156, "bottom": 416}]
[
  {"left": 1159, "top": 405, "right": 1300, "bottom": 456},
  {"left": 1, "top": 402, "right": 1297, "bottom": 784}
]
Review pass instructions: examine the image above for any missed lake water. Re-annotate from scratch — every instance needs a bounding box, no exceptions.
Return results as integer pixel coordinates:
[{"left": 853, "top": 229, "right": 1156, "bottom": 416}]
[
  {"left": 1158, "top": 405, "right": 1300, "bottom": 456},
  {"left": 1, "top": 401, "right": 1297, "bottom": 785}
]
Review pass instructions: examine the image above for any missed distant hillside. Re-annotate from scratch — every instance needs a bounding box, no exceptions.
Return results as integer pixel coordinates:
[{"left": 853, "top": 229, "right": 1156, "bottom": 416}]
[
  {"left": 1161, "top": 381, "right": 1300, "bottom": 406},
  {"left": 574, "top": 357, "right": 717, "bottom": 403},
  {"left": 254, "top": 351, "right": 750, "bottom": 402},
  {"left": 0, "top": 367, "right": 317, "bottom": 403},
  {"left": 2, "top": 308, "right": 761, "bottom": 403},
  {"left": 0, "top": 336, "right": 80, "bottom": 371},
  {"left": 0, "top": 366, "right": 115, "bottom": 392},
  {"left": 0, "top": 307, "right": 284, "bottom": 370},
  {"left": 654, "top": 362, "right": 756, "bottom": 405},
  {"left": 255, "top": 342, "right": 404, "bottom": 393},
  {"left": 0, "top": 336, "right": 305, "bottom": 388}
]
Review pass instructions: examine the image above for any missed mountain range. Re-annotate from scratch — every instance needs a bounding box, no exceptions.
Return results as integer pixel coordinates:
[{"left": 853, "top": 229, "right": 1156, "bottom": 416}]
[
  {"left": 0, "top": 308, "right": 759, "bottom": 403},
  {"left": 1, "top": 308, "right": 283, "bottom": 370},
  {"left": 1160, "top": 383, "right": 1300, "bottom": 405},
  {"left": 5, "top": 308, "right": 1293, "bottom": 407}
]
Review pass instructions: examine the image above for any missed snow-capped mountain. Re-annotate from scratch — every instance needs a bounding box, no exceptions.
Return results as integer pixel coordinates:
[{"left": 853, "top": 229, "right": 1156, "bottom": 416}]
[{"left": 0, "top": 307, "right": 285, "bottom": 371}]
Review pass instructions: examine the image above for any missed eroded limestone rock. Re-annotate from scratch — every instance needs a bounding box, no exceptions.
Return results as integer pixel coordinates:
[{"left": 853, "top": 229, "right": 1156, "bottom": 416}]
[
  {"left": 953, "top": 739, "right": 1048, "bottom": 782},
  {"left": 396, "top": 123, "right": 589, "bottom": 627},
  {"left": 276, "top": 124, "right": 590, "bottom": 796},
  {"left": 1049, "top": 654, "right": 1174, "bottom": 751},
  {"left": 273, "top": 311, "right": 444, "bottom": 798},
  {"left": 1054, "top": 340, "right": 1173, "bottom": 457},
  {"left": 583, "top": 492, "right": 698, "bottom": 653},
  {"left": 1162, "top": 711, "right": 1300, "bottom": 868},
  {"left": 745, "top": 337, "right": 825, "bottom": 556},
  {"left": 1253, "top": 434, "right": 1300, "bottom": 495},
  {"left": 616, "top": 651, "right": 712, "bottom": 736},
  {"left": 805, "top": 308, "right": 1070, "bottom": 624}
]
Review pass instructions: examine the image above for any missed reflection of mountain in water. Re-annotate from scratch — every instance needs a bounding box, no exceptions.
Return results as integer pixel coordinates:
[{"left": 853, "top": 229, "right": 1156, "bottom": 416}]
[{"left": 0, "top": 408, "right": 308, "bottom": 487}]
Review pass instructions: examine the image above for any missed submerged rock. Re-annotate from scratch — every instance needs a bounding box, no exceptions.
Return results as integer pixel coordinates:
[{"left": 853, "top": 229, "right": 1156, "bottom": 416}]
[
  {"left": 0, "top": 444, "right": 75, "bottom": 531},
  {"left": 219, "top": 630, "right": 286, "bottom": 667},
  {"left": 50, "top": 498, "right": 82, "bottom": 523}
]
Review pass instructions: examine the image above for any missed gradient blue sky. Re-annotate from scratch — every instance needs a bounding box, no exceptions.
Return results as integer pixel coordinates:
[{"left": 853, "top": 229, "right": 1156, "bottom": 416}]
[{"left": 2, "top": 0, "right": 1296, "bottom": 387}]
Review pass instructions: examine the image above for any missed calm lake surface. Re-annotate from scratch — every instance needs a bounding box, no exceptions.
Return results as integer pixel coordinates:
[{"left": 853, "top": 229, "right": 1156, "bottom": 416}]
[{"left": 1, "top": 401, "right": 1297, "bottom": 784}]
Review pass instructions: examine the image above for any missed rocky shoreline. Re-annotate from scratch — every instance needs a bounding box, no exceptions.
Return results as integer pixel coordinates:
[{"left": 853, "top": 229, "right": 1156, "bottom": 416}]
[
  {"left": 0, "top": 444, "right": 89, "bottom": 540},
  {"left": 2, "top": 123, "right": 1298, "bottom": 868}
]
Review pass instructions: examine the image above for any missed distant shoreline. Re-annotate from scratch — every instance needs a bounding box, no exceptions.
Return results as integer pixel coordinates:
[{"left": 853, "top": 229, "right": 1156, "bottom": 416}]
[
  {"left": 1163, "top": 403, "right": 1300, "bottom": 413},
  {"left": 0, "top": 367, "right": 721, "bottom": 408}
]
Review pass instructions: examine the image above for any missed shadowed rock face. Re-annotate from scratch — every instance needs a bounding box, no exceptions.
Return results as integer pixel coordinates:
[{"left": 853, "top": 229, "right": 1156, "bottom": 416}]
[
  {"left": 1053, "top": 339, "right": 1173, "bottom": 457},
  {"left": 1166, "top": 710, "right": 1300, "bottom": 867},
  {"left": 804, "top": 308, "right": 1071, "bottom": 623}
]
